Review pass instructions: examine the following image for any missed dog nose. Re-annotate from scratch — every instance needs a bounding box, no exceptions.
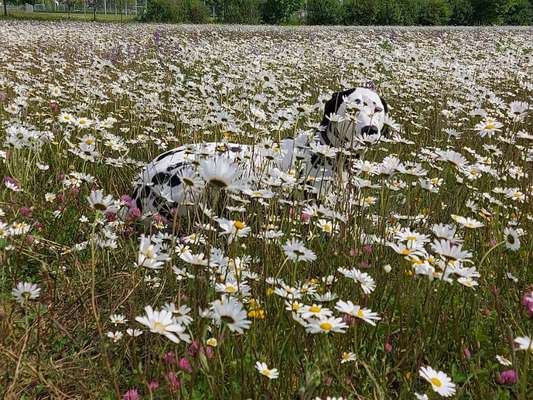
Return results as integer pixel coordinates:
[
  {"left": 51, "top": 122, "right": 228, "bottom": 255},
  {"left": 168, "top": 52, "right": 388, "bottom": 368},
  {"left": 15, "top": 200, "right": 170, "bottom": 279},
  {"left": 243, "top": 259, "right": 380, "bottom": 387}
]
[{"left": 361, "top": 126, "right": 379, "bottom": 136}]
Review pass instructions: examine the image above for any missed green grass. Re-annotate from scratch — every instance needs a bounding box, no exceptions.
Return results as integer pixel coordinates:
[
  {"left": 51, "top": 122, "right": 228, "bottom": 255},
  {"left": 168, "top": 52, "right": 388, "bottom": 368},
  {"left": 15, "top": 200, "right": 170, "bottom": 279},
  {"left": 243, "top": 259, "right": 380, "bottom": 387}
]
[
  {"left": 0, "top": 10, "right": 136, "bottom": 22},
  {"left": 0, "top": 23, "right": 531, "bottom": 400}
]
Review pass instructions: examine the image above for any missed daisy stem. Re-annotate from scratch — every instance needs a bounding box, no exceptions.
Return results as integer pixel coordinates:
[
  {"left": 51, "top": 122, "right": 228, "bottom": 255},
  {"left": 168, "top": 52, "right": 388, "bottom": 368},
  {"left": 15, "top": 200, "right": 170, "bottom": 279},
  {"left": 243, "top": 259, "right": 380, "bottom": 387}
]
[
  {"left": 477, "top": 240, "right": 505, "bottom": 271},
  {"left": 519, "top": 349, "right": 529, "bottom": 400},
  {"left": 89, "top": 223, "right": 121, "bottom": 399}
]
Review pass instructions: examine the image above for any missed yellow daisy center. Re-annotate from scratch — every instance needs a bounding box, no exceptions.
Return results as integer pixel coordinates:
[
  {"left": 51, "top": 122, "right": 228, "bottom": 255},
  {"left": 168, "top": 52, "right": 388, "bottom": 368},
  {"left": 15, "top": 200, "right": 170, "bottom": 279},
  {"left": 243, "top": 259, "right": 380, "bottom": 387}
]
[
  {"left": 430, "top": 377, "right": 443, "bottom": 387},
  {"left": 145, "top": 247, "right": 154, "bottom": 258},
  {"left": 234, "top": 221, "right": 246, "bottom": 230},
  {"left": 152, "top": 321, "right": 165, "bottom": 333},
  {"left": 357, "top": 309, "right": 364, "bottom": 318},
  {"left": 319, "top": 322, "right": 332, "bottom": 331},
  {"left": 309, "top": 305, "right": 321, "bottom": 313},
  {"left": 226, "top": 285, "right": 237, "bottom": 293}
]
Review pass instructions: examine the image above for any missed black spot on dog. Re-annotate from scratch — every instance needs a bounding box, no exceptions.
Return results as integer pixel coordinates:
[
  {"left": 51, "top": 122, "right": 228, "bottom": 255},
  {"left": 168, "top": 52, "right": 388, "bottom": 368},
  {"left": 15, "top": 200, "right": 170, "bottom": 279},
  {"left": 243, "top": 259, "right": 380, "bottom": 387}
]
[
  {"left": 166, "top": 161, "right": 186, "bottom": 172},
  {"left": 141, "top": 185, "right": 152, "bottom": 198},
  {"left": 169, "top": 175, "right": 181, "bottom": 187},
  {"left": 319, "top": 88, "right": 356, "bottom": 145},
  {"left": 152, "top": 172, "right": 169, "bottom": 185},
  {"left": 154, "top": 149, "right": 183, "bottom": 162}
]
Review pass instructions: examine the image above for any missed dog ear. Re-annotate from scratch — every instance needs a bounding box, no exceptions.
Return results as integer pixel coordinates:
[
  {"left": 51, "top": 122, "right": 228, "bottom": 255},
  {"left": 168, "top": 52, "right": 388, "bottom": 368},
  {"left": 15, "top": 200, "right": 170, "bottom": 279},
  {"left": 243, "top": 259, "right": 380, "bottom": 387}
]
[
  {"left": 379, "top": 95, "right": 391, "bottom": 137},
  {"left": 320, "top": 88, "right": 356, "bottom": 128},
  {"left": 379, "top": 95, "right": 389, "bottom": 115}
]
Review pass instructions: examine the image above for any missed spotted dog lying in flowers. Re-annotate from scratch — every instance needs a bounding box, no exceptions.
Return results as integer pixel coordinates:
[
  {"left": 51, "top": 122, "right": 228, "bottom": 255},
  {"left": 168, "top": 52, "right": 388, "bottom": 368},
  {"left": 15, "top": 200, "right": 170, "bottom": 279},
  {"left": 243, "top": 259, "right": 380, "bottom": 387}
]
[{"left": 128, "top": 86, "right": 389, "bottom": 220}]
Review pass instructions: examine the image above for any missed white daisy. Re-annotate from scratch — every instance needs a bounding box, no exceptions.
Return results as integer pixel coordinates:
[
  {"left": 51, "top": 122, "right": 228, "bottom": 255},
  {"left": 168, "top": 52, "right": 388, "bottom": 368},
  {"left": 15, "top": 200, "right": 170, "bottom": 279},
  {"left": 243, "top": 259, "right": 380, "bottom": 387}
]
[
  {"left": 255, "top": 361, "right": 279, "bottom": 380},
  {"left": 135, "top": 306, "right": 190, "bottom": 344},
  {"left": 12, "top": 282, "right": 41, "bottom": 304},
  {"left": 419, "top": 366, "right": 456, "bottom": 397},
  {"left": 210, "top": 295, "right": 251, "bottom": 334}
]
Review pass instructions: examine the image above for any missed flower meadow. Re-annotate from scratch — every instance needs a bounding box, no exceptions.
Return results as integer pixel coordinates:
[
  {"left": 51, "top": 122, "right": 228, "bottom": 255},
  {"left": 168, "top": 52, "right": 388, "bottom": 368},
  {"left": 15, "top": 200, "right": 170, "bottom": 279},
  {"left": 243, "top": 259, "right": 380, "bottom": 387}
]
[{"left": 0, "top": 21, "right": 532, "bottom": 399}]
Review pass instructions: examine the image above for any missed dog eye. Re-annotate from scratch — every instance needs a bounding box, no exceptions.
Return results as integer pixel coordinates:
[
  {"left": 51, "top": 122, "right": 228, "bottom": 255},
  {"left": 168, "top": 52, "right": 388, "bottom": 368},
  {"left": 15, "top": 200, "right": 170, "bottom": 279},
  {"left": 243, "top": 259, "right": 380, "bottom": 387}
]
[{"left": 355, "top": 99, "right": 361, "bottom": 104}]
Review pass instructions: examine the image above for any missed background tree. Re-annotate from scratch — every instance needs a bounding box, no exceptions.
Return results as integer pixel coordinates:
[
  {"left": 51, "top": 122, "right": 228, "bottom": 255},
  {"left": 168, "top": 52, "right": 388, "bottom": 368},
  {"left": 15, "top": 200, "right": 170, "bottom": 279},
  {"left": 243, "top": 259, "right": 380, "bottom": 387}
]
[
  {"left": 261, "top": 0, "right": 302, "bottom": 24},
  {"left": 222, "top": 0, "right": 261, "bottom": 23},
  {"left": 307, "top": 0, "right": 343, "bottom": 24},
  {"left": 418, "top": 0, "right": 452, "bottom": 24},
  {"left": 448, "top": 0, "right": 474, "bottom": 24},
  {"left": 377, "top": 0, "right": 403, "bottom": 24},
  {"left": 342, "top": 0, "right": 380, "bottom": 25}
]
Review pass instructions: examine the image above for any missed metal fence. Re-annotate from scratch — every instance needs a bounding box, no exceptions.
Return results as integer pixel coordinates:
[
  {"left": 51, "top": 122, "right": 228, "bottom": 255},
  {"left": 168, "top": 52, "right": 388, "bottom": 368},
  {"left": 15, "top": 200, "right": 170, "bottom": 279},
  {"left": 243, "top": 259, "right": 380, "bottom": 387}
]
[{"left": 3, "top": 1, "right": 147, "bottom": 15}]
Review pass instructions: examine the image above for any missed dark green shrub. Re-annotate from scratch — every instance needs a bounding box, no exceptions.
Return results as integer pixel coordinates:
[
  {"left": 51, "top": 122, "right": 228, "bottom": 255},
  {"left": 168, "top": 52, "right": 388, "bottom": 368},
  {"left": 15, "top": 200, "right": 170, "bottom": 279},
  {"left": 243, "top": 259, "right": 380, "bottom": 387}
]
[
  {"left": 220, "top": 0, "right": 262, "bottom": 23},
  {"left": 140, "top": 0, "right": 187, "bottom": 22},
  {"left": 342, "top": 0, "right": 380, "bottom": 25},
  {"left": 188, "top": 0, "right": 211, "bottom": 23},
  {"left": 261, "top": 0, "right": 303, "bottom": 24},
  {"left": 448, "top": 0, "right": 474, "bottom": 24},
  {"left": 503, "top": 0, "right": 533, "bottom": 25},
  {"left": 418, "top": 0, "right": 452, "bottom": 25},
  {"left": 307, "top": 0, "right": 344, "bottom": 25}
]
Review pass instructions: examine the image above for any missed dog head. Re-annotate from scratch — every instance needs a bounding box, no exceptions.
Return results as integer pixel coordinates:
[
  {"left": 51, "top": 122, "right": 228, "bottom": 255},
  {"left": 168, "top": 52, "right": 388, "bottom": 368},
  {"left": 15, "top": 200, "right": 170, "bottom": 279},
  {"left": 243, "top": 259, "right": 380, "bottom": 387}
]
[{"left": 320, "top": 87, "right": 389, "bottom": 148}]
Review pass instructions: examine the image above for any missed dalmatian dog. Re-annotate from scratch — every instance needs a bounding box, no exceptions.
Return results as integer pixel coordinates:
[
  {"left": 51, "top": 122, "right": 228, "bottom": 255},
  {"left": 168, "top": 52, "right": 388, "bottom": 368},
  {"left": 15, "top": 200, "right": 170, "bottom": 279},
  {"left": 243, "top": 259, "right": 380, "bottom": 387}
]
[{"left": 129, "top": 86, "right": 388, "bottom": 220}]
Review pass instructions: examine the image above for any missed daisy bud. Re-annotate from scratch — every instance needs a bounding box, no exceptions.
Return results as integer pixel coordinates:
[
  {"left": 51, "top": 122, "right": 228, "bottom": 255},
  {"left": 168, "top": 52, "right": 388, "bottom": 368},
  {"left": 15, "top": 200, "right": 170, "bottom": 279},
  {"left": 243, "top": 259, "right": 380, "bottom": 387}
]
[
  {"left": 25, "top": 235, "right": 34, "bottom": 245},
  {"left": 383, "top": 264, "right": 392, "bottom": 273},
  {"left": 497, "top": 369, "right": 517, "bottom": 385},
  {"left": 178, "top": 357, "right": 192, "bottom": 373},
  {"left": 384, "top": 341, "right": 393, "bottom": 353}
]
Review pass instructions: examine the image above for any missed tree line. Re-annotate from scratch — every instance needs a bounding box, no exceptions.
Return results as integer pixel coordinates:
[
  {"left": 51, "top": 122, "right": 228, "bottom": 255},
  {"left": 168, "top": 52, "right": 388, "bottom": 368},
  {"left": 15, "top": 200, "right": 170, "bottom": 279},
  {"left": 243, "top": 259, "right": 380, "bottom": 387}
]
[{"left": 140, "top": 0, "right": 532, "bottom": 25}]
